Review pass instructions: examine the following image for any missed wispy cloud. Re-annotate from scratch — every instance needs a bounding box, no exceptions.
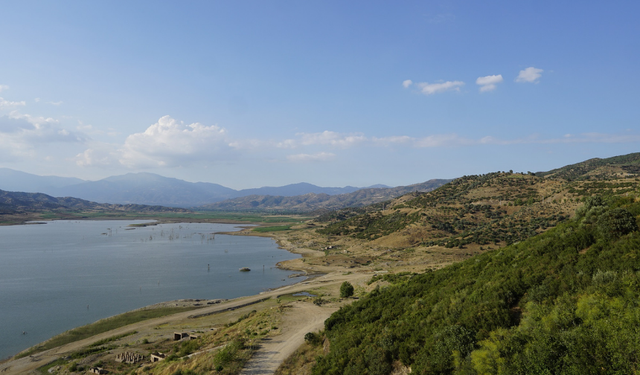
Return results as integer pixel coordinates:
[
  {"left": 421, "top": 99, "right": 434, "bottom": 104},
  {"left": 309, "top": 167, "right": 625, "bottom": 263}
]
[
  {"left": 403, "top": 79, "right": 465, "bottom": 95},
  {"left": 516, "top": 67, "right": 543, "bottom": 83},
  {"left": 415, "top": 80, "right": 465, "bottom": 95},
  {"left": 369, "top": 132, "right": 640, "bottom": 148},
  {"left": 476, "top": 74, "right": 503, "bottom": 92},
  {"left": 0, "top": 85, "right": 27, "bottom": 109},
  {"left": 278, "top": 131, "right": 366, "bottom": 149},
  {"left": 0, "top": 97, "right": 26, "bottom": 109},
  {"left": 70, "top": 114, "right": 640, "bottom": 171},
  {"left": 287, "top": 152, "right": 335, "bottom": 162},
  {"left": 402, "top": 79, "right": 464, "bottom": 95},
  {"left": 0, "top": 113, "right": 87, "bottom": 162}
]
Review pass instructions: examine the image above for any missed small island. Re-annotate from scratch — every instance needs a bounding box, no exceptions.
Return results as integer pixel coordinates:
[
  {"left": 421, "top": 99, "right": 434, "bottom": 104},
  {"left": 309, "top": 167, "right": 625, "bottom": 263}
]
[{"left": 239, "top": 267, "right": 250, "bottom": 272}]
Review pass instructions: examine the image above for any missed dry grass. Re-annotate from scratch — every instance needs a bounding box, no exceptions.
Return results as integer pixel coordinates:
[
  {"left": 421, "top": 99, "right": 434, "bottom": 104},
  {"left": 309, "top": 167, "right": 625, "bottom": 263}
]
[{"left": 274, "top": 341, "right": 324, "bottom": 375}]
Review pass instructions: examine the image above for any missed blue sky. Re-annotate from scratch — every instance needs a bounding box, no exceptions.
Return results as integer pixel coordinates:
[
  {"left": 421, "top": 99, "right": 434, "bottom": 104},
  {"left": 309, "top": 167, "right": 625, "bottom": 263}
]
[{"left": 1, "top": 1, "right": 639, "bottom": 189}]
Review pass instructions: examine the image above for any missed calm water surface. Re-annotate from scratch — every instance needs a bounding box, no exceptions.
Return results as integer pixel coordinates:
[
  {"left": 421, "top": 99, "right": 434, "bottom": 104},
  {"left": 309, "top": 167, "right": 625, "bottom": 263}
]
[{"left": 0, "top": 220, "right": 302, "bottom": 360}]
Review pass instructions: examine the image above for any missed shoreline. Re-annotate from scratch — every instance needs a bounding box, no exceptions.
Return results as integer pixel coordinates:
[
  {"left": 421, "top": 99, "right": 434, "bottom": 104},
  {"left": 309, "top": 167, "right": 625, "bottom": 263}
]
[{"left": 2, "top": 219, "right": 321, "bottom": 364}]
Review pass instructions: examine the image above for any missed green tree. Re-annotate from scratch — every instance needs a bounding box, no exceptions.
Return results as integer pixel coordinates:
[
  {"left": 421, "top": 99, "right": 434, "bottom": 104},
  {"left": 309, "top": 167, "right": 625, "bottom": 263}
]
[
  {"left": 340, "top": 281, "right": 354, "bottom": 298},
  {"left": 597, "top": 208, "right": 638, "bottom": 240}
]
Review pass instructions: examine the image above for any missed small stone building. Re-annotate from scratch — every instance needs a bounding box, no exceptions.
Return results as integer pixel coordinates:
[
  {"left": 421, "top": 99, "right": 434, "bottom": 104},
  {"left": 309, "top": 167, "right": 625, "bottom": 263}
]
[
  {"left": 173, "top": 332, "right": 190, "bottom": 340},
  {"left": 150, "top": 353, "right": 166, "bottom": 362}
]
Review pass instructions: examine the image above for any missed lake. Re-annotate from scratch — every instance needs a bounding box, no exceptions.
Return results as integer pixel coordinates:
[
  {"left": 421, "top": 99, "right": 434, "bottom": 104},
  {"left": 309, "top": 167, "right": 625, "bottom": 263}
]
[{"left": 0, "top": 220, "right": 302, "bottom": 360}]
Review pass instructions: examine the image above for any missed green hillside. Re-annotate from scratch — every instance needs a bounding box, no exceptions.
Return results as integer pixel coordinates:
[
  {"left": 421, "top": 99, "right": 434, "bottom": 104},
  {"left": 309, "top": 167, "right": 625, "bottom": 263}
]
[
  {"left": 315, "top": 154, "right": 640, "bottom": 250},
  {"left": 313, "top": 195, "right": 640, "bottom": 374}
]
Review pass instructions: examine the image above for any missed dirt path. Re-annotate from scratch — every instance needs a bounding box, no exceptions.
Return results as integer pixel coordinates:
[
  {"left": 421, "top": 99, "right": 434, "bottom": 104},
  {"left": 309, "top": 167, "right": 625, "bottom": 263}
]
[
  {"left": 240, "top": 302, "right": 335, "bottom": 375},
  {"left": 0, "top": 272, "right": 366, "bottom": 375}
]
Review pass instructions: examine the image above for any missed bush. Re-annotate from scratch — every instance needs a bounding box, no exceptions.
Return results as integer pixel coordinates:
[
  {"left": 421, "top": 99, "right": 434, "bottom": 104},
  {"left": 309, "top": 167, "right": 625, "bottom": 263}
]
[
  {"left": 340, "top": 281, "right": 354, "bottom": 298},
  {"left": 214, "top": 339, "right": 245, "bottom": 366},
  {"left": 597, "top": 208, "right": 638, "bottom": 240},
  {"left": 304, "top": 332, "right": 322, "bottom": 345}
]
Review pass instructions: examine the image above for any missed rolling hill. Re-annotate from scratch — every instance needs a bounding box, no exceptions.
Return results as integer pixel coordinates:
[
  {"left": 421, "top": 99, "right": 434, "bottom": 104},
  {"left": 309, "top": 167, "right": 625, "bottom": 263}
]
[
  {"left": 0, "top": 189, "right": 189, "bottom": 220},
  {"left": 315, "top": 152, "right": 640, "bottom": 251},
  {"left": 268, "top": 152, "right": 640, "bottom": 374}
]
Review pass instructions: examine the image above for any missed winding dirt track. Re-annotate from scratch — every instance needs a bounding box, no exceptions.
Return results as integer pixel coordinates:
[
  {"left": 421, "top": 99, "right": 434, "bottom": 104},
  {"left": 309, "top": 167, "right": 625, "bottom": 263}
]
[
  {"left": 0, "top": 273, "right": 363, "bottom": 375},
  {"left": 240, "top": 302, "right": 336, "bottom": 375}
]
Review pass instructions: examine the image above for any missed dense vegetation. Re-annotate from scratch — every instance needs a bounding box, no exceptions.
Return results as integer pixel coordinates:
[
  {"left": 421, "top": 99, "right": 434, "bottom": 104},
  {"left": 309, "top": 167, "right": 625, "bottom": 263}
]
[{"left": 313, "top": 195, "right": 640, "bottom": 374}]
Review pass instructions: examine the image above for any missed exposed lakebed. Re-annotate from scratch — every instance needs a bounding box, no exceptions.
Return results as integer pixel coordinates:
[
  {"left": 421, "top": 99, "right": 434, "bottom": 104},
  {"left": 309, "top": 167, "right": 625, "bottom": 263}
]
[{"left": 0, "top": 220, "right": 302, "bottom": 360}]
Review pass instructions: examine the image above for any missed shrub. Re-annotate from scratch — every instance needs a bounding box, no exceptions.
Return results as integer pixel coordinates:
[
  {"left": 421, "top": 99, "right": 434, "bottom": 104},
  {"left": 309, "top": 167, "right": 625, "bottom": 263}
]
[
  {"left": 214, "top": 339, "right": 245, "bottom": 367},
  {"left": 304, "top": 332, "right": 322, "bottom": 345},
  {"left": 597, "top": 208, "right": 638, "bottom": 240},
  {"left": 340, "top": 281, "right": 354, "bottom": 298}
]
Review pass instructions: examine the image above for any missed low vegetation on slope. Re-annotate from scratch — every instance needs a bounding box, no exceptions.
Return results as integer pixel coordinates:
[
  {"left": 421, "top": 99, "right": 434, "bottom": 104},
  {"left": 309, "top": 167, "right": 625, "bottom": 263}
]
[
  {"left": 317, "top": 172, "right": 578, "bottom": 247},
  {"left": 317, "top": 153, "right": 640, "bottom": 250},
  {"left": 537, "top": 152, "right": 640, "bottom": 180},
  {"left": 313, "top": 195, "right": 640, "bottom": 374}
]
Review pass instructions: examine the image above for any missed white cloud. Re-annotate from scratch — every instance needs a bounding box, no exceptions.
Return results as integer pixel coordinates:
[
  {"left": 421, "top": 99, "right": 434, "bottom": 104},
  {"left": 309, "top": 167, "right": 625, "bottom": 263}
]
[
  {"left": 372, "top": 135, "right": 413, "bottom": 145},
  {"left": 414, "top": 134, "right": 474, "bottom": 147},
  {"left": 0, "top": 85, "right": 9, "bottom": 93},
  {"left": 118, "top": 115, "right": 232, "bottom": 168},
  {"left": 402, "top": 79, "right": 413, "bottom": 88},
  {"left": 278, "top": 131, "right": 366, "bottom": 149},
  {"left": 72, "top": 113, "right": 640, "bottom": 172},
  {"left": 0, "top": 113, "right": 87, "bottom": 161},
  {"left": 416, "top": 80, "right": 464, "bottom": 95},
  {"left": 9, "top": 111, "right": 58, "bottom": 127},
  {"left": 476, "top": 74, "right": 503, "bottom": 92},
  {"left": 287, "top": 152, "right": 335, "bottom": 162},
  {"left": 35, "top": 97, "right": 41, "bottom": 102},
  {"left": 367, "top": 132, "right": 640, "bottom": 148},
  {"left": 0, "top": 97, "right": 26, "bottom": 109},
  {"left": 373, "top": 134, "right": 474, "bottom": 148},
  {"left": 49, "top": 101, "right": 63, "bottom": 106},
  {"left": 228, "top": 138, "right": 266, "bottom": 150},
  {"left": 74, "top": 145, "right": 119, "bottom": 167},
  {"left": 516, "top": 67, "right": 543, "bottom": 83}
]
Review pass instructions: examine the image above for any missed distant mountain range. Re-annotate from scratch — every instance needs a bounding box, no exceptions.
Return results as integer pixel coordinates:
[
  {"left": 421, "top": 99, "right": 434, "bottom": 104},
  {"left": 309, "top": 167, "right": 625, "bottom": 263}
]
[
  {"left": 0, "top": 169, "right": 394, "bottom": 208},
  {"left": 199, "top": 179, "right": 452, "bottom": 213}
]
